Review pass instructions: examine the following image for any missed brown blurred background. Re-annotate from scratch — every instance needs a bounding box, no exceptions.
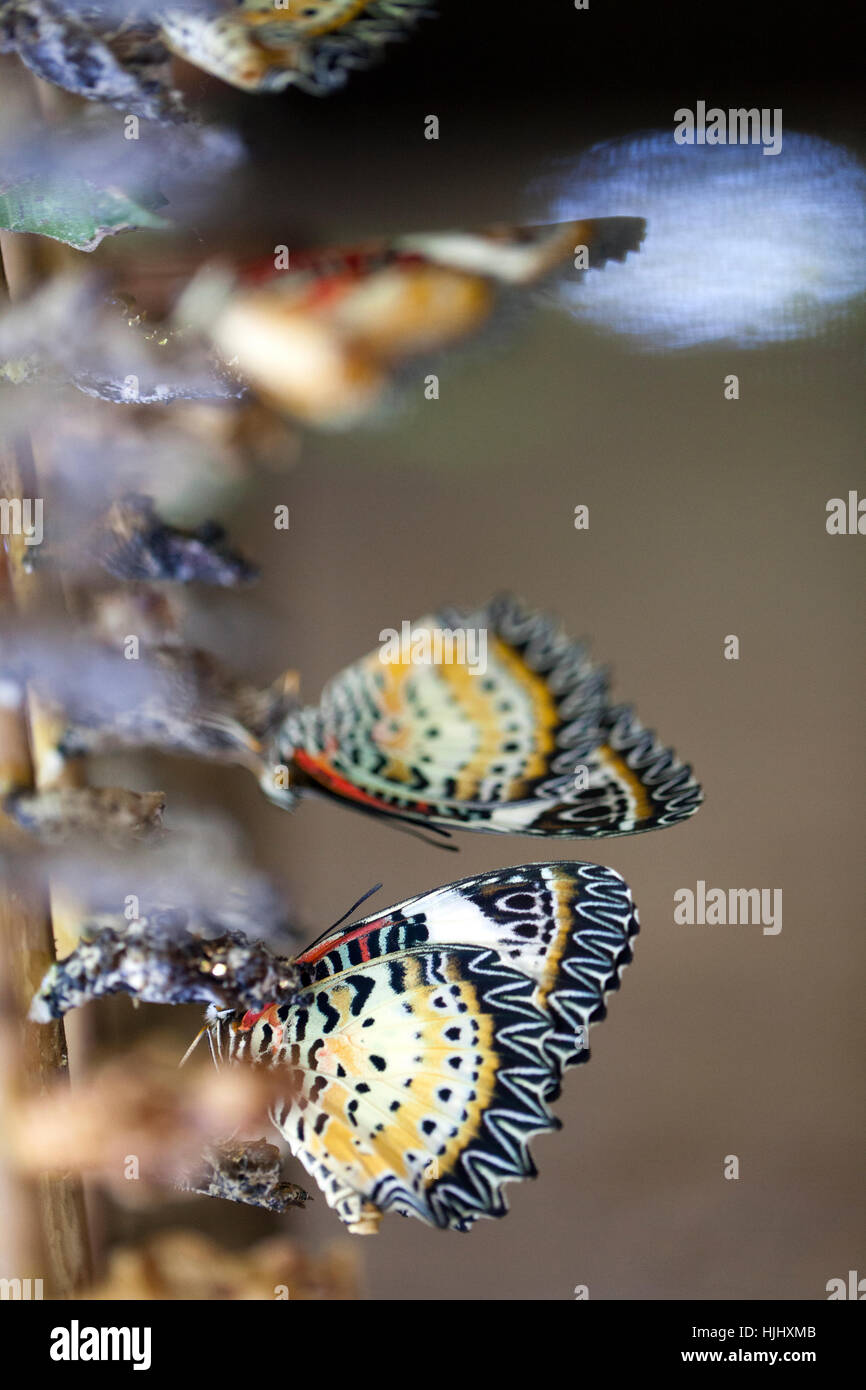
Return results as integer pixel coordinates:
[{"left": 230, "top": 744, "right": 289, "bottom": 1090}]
[{"left": 28, "top": 0, "right": 865, "bottom": 1299}]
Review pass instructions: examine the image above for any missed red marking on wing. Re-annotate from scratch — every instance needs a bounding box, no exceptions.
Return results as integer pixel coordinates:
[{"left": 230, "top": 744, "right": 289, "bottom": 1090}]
[
  {"left": 295, "top": 916, "right": 390, "bottom": 967},
  {"left": 293, "top": 748, "right": 435, "bottom": 815},
  {"left": 240, "top": 1003, "right": 277, "bottom": 1031},
  {"left": 238, "top": 246, "right": 426, "bottom": 288}
]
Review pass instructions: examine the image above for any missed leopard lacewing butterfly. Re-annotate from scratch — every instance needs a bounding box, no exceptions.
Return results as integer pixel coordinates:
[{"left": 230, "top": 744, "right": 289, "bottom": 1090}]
[
  {"left": 266, "top": 594, "right": 702, "bottom": 841},
  {"left": 210, "top": 859, "right": 639, "bottom": 1232}
]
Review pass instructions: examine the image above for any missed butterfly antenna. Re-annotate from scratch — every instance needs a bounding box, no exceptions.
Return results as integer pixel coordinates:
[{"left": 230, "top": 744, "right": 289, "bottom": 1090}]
[
  {"left": 298, "top": 882, "right": 386, "bottom": 956},
  {"left": 329, "top": 881, "right": 384, "bottom": 932},
  {"left": 384, "top": 816, "right": 459, "bottom": 851},
  {"left": 303, "top": 775, "right": 459, "bottom": 850}
]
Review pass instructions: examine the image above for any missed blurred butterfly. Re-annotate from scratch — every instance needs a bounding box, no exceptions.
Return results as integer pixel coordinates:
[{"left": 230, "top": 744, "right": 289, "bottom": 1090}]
[
  {"left": 209, "top": 859, "right": 638, "bottom": 1232},
  {"left": 194, "top": 218, "right": 645, "bottom": 425},
  {"left": 0, "top": 1, "right": 428, "bottom": 118},
  {"left": 267, "top": 594, "right": 702, "bottom": 841},
  {"left": 159, "top": 0, "right": 431, "bottom": 94}
]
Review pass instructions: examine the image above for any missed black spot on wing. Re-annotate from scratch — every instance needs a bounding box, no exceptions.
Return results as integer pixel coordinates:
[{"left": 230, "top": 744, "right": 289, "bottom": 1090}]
[
  {"left": 316, "top": 992, "right": 340, "bottom": 1033},
  {"left": 348, "top": 973, "right": 375, "bottom": 1017}
]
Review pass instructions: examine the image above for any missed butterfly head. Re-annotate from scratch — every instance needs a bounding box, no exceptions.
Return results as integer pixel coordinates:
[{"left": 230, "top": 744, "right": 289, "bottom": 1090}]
[
  {"left": 197, "top": 1005, "right": 245, "bottom": 1067},
  {"left": 202, "top": 1000, "right": 297, "bottom": 1069}
]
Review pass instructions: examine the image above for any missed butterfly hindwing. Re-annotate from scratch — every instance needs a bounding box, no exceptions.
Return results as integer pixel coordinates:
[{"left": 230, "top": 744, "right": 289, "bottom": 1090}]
[
  {"left": 221, "top": 862, "right": 638, "bottom": 1231},
  {"left": 276, "top": 594, "right": 702, "bottom": 838},
  {"left": 267, "top": 947, "right": 556, "bottom": 1233},
  {"left": 499, "top": 702, "right": 705, "bottom": 838}
]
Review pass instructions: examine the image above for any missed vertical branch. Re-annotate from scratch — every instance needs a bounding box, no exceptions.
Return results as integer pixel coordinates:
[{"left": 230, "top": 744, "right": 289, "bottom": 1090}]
[
  {"left": 0, "top": 233, "right": 93, "bottom": 1297},
  {"left": 0, "top": 507, "right": 93, "bottom": 1298},
  {"left": 0, "top": 219, "right": 88, "bottom": 961}
]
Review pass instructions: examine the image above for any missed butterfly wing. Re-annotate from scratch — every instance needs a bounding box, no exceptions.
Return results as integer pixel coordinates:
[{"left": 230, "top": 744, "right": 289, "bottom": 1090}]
[
  {"left": 277, "top": 594, "right": 702, "bottom": 837},
  {"left": 214, "top": 220, "right": 644, "bottom": 426},
  {"left": 159, "top": 1, "right": 428, "bottom": 94},
  {"left": 225, "top": 861, "right": 637, "bottom": 1231}
]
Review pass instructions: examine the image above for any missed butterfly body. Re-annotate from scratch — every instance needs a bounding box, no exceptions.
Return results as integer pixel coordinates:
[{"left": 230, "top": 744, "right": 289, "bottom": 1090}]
[{"left": 212, "top": 860, "right": 639, "bottom": 1232}]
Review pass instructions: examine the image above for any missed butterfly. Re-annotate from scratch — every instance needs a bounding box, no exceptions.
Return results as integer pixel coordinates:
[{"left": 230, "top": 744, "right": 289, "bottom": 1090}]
[
  {"left": 207, "top": 218, "right": 646, "bottom": 425},
  {"left": 207, "top": 859, "right": 639, "bottom": 1232},
  {"left": 265, "top": 594, "right": 702, "bottom": 841},
  {"left": 159, "top": 0, "right": 431, "bottom": 94}
]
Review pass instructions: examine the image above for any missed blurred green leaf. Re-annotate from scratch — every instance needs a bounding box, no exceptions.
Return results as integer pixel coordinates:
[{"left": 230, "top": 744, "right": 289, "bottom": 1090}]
[{"left": 0, "top": 174, "right": 169, "bottom": 251}]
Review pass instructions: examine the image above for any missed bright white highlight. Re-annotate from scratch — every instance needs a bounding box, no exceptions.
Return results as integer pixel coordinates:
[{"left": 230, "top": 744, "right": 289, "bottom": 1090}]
[{"left": 537, "top": 131, "right": 866, "bottom": 348}]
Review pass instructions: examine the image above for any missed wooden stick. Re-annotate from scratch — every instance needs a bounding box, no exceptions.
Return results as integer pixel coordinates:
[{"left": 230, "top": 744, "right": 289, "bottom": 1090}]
[
  {"left": 0, "top": 512, "right": 94, "bottom": 1298},
  {"left": 0, "top": 223, "right": 93, "bottom": 1300}
]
